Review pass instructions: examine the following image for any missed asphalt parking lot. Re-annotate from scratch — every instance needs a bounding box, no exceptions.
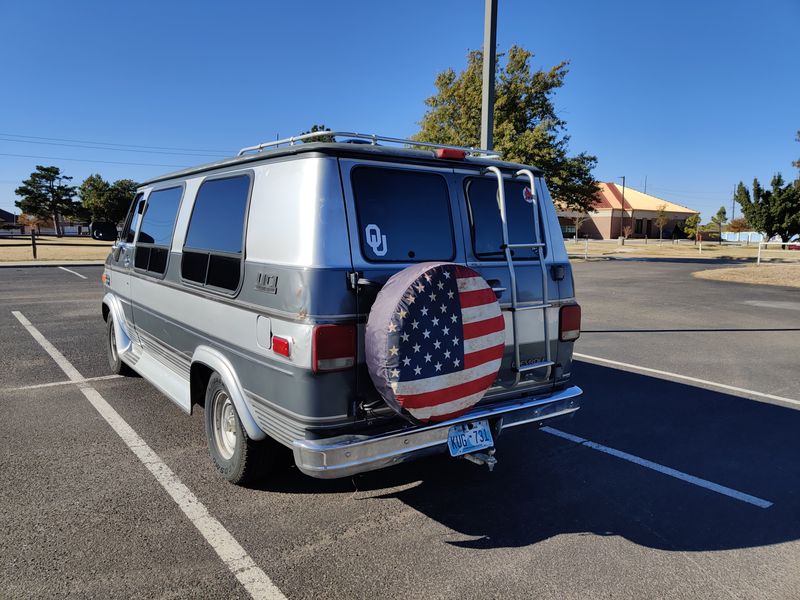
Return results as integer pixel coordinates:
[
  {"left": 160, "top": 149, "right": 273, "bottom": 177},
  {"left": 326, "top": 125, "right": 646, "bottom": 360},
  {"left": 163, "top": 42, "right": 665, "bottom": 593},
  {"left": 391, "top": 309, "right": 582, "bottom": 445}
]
[{"left": 1, "top": 260, "right": 799, "bottom": 600}]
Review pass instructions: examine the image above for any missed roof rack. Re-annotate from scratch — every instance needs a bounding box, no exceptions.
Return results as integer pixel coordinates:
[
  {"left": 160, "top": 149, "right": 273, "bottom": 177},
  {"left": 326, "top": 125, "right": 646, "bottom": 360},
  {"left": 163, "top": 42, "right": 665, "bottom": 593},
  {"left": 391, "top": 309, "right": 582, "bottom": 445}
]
[{"left": 237, "top": 131, "right": 501, "bottom": 158}]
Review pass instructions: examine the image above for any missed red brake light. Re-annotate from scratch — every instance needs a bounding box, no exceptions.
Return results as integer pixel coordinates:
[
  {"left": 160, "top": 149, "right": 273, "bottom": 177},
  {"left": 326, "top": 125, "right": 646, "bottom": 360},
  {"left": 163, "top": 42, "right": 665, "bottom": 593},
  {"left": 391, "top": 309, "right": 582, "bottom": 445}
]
[
  {"left": 272, "top": 335, "right": 290, "bottom": 357},
  {"left": 559, "top": 304, "right": 581, "bottom": 342},
  {"left": 435, "top": 148, "right": 466, "bottom": 160},
  {"left": 312, "top": 324, "right": 356, "bottom": 372}
]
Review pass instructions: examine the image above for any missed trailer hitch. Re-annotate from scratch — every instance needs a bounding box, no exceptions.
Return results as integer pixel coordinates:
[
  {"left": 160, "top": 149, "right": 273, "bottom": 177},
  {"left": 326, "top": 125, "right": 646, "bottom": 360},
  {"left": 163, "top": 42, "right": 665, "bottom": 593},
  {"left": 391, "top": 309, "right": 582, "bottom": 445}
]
[{"left": 462, "top": 448, "right": 497, "bottom": 472}]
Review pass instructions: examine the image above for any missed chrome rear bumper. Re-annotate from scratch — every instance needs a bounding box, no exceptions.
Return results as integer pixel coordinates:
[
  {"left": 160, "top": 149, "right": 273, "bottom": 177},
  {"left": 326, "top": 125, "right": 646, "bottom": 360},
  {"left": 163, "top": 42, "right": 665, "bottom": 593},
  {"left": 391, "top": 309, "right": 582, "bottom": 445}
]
[{"left": 292, "top": 385, "right": 581, "bottom": 478}]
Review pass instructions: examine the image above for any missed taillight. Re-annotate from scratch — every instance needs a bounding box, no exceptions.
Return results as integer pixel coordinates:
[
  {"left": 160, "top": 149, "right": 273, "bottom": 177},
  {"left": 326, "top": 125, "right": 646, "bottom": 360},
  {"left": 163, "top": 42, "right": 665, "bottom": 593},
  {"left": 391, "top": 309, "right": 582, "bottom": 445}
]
[
  {"left": 272, "top": 335, "right": 290, "bottom": 357},
  {"left": 559, "top": 304, "right": 581, "bottom": 342},
  {"left": 312, "top": 324, "right": 356, "bottom": 372},
  {"left": 435, "top": 148, "right": 466, "bottom": 160}
]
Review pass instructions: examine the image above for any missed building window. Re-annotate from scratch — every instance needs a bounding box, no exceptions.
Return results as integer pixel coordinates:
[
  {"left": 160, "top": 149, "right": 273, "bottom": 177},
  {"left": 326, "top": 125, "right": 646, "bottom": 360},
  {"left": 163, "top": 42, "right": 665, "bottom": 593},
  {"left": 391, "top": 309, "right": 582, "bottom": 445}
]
[
  {"left": 134, "top": 187, "right": 183, "bottom": 275},
  {"left": 182, "top": 174, "right": 251, "bottom": 292},
  {"left": 635, "top": 218, "right": 643, "bottom": 234}
]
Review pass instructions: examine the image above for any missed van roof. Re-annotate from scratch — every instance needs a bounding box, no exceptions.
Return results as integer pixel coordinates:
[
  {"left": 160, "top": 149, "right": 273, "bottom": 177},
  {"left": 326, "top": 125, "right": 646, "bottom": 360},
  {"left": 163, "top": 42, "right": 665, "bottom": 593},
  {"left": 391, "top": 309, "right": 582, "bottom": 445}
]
[{"left": 139, "top": 142, "right": 543, "bottom": 188}]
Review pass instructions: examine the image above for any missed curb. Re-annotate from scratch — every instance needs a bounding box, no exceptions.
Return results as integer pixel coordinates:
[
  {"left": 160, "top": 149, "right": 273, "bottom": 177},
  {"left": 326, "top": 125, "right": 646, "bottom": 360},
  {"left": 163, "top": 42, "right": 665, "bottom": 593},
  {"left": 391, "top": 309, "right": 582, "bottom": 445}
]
[{"left": 0, "top": 261, "right": 106, "bottom": 268}]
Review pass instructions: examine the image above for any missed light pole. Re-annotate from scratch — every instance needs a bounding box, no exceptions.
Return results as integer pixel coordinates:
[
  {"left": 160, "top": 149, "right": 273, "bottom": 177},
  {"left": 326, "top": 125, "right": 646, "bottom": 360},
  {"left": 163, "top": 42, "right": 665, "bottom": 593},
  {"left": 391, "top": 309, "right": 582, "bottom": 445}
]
[
  {"left": 480, "top": 0, "right": 498, "bottom": 150},
  {"left": 618, "top": 175, "right": 626, "bottom": 238}
]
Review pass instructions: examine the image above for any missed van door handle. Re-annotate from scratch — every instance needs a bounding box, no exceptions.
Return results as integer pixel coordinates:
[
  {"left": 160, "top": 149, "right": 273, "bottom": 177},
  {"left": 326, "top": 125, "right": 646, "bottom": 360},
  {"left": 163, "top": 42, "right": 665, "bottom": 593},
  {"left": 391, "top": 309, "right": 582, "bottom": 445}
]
[{"left": 487, "top": 280, "right": 506, "bottom": 295}]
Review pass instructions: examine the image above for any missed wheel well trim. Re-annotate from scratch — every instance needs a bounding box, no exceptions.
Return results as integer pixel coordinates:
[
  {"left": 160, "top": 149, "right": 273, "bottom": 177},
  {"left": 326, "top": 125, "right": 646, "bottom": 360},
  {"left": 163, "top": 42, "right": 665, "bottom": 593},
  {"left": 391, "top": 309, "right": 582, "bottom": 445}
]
[
  {"left": 102, "top": 292, "right": 132, "bottom": 356},
  {"left": 191, "top": 346, "right": 267, "bottom": 441}
]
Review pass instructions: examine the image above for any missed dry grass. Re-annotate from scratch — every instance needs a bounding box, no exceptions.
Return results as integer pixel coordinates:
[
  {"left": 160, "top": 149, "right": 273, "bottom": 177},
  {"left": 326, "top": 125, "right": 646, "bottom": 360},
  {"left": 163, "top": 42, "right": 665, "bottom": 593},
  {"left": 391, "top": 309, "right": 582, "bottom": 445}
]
[
  {"left": 565, "top": 240, "right": 800, "bottom": 261},
  {"left": 0, "top": 236, "right": 112, "bottom": 261},
  {"left": 692, "top": 265, "right": 800, "bottom": 288}
]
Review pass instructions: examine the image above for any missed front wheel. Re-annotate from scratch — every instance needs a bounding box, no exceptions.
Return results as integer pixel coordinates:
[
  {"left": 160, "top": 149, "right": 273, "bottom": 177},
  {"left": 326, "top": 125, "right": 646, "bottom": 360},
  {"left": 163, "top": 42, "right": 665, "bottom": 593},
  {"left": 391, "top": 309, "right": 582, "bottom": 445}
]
[
  {"left": 204, "top": 373, "right": 277, "bottom": 485},
  {"left": 106, "top": 315, "right": 133, "bottom": 376}
]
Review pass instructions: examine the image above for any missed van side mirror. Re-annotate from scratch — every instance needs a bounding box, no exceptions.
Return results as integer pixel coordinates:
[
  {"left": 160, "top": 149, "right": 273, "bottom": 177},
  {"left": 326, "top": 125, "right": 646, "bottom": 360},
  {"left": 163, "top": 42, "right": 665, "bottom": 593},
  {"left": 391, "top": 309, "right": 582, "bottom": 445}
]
[{"left": 91, "top": 222, "right": 119, "bottom": 241}]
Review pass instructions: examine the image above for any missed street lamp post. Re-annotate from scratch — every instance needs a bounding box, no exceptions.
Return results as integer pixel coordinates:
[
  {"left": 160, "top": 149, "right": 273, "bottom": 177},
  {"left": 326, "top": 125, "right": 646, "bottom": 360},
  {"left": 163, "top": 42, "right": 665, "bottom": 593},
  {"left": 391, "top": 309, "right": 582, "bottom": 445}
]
[
  {"left": 618, "top": 175, "right": 626, "bottom": 238},
  {"left": 480, "top": 0, "right": 498, "bottom": 150}
]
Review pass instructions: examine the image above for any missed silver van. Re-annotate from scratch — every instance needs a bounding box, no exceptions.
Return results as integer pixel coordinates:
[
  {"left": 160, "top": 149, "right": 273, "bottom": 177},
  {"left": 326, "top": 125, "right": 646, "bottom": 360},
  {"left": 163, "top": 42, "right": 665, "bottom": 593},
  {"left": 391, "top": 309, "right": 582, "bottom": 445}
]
[{"left": 102, "top": 131, "right": 582, "bottom": 484}]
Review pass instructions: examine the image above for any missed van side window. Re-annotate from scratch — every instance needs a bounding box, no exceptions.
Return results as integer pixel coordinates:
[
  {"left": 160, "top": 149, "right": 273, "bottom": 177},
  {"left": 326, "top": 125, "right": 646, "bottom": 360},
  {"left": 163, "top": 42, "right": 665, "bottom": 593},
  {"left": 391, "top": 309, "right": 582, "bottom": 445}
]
[
  {"left": 352, "top": 167, "right": 454, "bottom": 262},
  {"left": 122, "top": 194, "right": 144, "bottom": 243},
  {"left": 134, "top": 186, "right": 183, "bottom": 275},
  {"left": 465, "top": 178, "right": 547, "bottom": 260},
  {"left": 182, "top": 175, "right": 250, "bottom": 292}
]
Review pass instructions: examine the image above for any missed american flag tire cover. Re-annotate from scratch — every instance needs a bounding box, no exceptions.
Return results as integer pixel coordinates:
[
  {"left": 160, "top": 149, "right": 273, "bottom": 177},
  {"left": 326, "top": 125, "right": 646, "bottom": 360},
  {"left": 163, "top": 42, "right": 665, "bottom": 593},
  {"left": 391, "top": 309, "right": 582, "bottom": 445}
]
[{"left": 365, "top": 262, "right": 506, "bottom": 423}]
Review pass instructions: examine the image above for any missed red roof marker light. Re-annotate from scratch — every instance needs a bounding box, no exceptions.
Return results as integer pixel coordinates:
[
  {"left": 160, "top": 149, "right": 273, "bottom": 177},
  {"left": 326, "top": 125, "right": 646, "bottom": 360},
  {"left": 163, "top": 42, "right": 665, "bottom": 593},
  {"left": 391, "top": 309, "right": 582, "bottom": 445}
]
[{"left": 435, "top": 148, "right": 466, "bottom": 160}]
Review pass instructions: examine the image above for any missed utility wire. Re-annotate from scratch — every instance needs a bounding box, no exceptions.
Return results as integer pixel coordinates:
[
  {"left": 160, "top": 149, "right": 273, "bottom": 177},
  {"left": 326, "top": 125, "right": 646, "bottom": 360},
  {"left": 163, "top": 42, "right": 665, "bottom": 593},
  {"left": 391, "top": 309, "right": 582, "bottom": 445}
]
[
  {"left": 0, "top": 152, "right": 189, "bottom": 168},
  {"left": 0, "top": 132, "right": 236, "bottom": 154},
  {"left": 0, "top": 136, "right": 228, "bottom": 158}
]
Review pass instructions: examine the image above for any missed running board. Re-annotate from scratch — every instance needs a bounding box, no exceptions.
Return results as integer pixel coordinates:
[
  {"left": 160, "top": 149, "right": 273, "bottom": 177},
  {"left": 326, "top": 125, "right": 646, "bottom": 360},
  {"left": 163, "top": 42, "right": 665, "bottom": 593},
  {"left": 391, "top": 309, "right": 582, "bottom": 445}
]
[{"left": 124, "top": 351, "right": 191, "bottom": 413}]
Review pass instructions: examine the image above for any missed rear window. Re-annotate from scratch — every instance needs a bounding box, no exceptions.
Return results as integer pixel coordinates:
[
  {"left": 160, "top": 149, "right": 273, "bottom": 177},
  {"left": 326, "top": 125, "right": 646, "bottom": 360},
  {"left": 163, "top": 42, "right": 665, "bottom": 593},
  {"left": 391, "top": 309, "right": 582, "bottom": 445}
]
[
  {"left": 352, "top": 167, "right": 454, "bottom": 262},
  {"left": 465, "top": 178, "right": 546, "bottom": 260}
]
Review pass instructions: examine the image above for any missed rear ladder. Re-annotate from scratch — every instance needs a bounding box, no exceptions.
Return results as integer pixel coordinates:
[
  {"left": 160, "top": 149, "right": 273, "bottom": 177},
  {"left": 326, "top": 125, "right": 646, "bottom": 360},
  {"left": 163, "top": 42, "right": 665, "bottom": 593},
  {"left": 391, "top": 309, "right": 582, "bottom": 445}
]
[{"left": 482, "top": 166, "right": 553, "bottom": 386}]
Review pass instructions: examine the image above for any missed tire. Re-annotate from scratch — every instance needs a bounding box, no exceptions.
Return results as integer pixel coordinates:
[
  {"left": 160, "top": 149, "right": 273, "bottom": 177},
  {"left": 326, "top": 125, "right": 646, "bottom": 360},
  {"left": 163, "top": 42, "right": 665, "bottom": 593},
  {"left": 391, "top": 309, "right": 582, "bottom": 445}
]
[
  {"left": 106, "top": 315, "right": 133, "bottom": 376},
  {"left": 204, "top": 373, "right": 277, "bottom": 485}
]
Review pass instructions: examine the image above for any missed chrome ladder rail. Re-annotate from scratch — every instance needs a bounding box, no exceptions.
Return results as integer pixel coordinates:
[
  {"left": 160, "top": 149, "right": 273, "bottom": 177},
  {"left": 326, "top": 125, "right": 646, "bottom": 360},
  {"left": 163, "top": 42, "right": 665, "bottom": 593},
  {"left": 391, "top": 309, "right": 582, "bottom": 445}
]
[{"left": 482, "top": 167, "right": 554, "bottom": 386}]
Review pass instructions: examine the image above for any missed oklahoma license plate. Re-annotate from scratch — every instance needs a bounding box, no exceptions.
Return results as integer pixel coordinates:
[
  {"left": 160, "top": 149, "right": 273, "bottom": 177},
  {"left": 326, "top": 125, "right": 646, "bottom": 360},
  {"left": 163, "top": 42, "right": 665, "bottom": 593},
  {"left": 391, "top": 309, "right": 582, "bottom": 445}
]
[{"left": 447, "top": 419, "right": 494, "bottom": 457}]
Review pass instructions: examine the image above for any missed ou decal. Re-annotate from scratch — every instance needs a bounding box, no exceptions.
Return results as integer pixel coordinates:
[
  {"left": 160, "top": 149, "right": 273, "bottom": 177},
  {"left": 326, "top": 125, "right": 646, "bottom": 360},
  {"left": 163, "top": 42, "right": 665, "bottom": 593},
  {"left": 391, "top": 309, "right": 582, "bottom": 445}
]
[
  {"left": 365, "top": 224, "right": 388, "bottom": 256},
  {"left": 523, "top": 186, "right": 535, "bottom": 203}
]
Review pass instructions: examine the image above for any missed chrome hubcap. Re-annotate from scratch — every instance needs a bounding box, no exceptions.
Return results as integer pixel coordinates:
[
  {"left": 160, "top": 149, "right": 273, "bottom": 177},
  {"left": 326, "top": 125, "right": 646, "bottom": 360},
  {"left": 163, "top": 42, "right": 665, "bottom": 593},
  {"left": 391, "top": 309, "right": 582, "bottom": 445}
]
[
  {"left": 213, "top": 391, "right": 237, "bottom": 460},
  {"left": 109, "top": 322, "right": 118, "bottom": 362}
]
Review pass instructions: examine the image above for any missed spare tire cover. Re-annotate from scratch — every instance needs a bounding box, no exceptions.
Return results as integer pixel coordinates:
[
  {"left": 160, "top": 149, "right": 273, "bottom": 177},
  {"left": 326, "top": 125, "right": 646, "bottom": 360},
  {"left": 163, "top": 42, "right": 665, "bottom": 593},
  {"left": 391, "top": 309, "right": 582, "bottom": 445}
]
[{"left": 366, "top": 262, "right": 506, "bottom": 423}]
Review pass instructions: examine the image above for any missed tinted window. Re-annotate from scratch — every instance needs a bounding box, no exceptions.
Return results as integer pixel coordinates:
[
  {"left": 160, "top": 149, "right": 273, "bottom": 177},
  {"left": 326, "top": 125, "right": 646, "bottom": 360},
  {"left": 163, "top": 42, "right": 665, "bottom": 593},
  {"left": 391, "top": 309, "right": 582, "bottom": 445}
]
[
  {"left": 352, "top": 168, "right": 454, "bottom": 262},
  {"left": 138, "top": 187, "right": 183, "bottom": 246},
  {"left": 466, "top": 178, "right": 546, "bottom": 260},
  {"left": 185, "top": 176, "right": 250, "bottom": 254},
  {"left": 181, "top": 174, "right": 251, "bottom": 293},
  {"left": 124, "top": 196, "right": 144, "bottom": 243}
]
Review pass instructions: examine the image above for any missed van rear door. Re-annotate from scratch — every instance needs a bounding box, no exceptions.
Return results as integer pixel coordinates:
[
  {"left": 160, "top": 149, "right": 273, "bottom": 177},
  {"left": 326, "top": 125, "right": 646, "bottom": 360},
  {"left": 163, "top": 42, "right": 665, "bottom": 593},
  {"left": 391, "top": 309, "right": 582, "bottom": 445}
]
[
  {"left": 338, "top": 159, "right": 466, "bottom": 405},
  {"left": 454, "top": 169, "right": 557, "bottom": 395}
]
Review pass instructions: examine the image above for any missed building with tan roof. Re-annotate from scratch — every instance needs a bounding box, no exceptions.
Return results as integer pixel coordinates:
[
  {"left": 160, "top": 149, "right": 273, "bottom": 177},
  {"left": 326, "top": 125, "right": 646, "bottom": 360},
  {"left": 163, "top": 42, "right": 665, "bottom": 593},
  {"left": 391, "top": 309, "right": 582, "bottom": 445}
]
[{"left": 557, "top": 182, "right": 700, "bottom": 240}]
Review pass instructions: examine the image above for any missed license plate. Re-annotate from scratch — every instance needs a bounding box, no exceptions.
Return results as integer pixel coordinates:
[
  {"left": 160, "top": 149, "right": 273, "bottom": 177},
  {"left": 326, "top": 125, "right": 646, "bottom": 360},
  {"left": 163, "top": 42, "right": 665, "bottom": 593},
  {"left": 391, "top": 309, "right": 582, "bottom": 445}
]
[{"left": 447, "top": 419, "right": 494, "bottom": 457}]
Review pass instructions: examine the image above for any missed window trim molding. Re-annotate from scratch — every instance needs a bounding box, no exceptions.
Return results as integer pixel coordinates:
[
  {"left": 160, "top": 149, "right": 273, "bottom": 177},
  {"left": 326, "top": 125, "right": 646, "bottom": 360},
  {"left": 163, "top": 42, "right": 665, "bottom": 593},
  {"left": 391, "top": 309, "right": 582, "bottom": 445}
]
[
  {"left": 351, "top": 165, "right": 456, "bottom": 264},
  {"left": 179, "top": 170, "right": 254, "bottom": 297}
]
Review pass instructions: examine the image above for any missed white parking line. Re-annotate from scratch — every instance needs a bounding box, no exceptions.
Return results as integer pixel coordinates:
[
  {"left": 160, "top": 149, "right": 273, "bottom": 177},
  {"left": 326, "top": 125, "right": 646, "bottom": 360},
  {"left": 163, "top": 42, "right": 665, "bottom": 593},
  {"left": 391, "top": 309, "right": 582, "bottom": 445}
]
[
  {"left": 541, "top": 426, "right": 773, "bottom": 509},
  {"left": 5, "top": 374, "right": 123, "bottom": 392},
  {"left": 11, "top": 311, "right": 286, "bottom": 600},
  {"left": 58, "top": 266, "right": 88, "bottom": 279},
  {"left": 574, "top": 352, "right": 800, "bottom": 408}
]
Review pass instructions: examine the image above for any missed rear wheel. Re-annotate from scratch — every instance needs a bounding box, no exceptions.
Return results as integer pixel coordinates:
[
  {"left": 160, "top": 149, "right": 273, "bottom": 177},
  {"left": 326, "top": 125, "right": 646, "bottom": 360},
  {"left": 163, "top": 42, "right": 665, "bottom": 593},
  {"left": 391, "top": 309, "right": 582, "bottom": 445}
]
[
  {"left": 204, "top": 373, "right": 278, "bottom": 485},
  {"left": 106, "top": 316, "right": 133, "bottom": 376}
]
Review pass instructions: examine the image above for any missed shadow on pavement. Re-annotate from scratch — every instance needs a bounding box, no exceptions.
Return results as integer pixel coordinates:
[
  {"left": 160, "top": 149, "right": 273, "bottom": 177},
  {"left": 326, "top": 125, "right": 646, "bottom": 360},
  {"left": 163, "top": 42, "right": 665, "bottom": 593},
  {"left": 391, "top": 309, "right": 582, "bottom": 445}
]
[{"left": 262, "top": 361, "right": 800, "bottom": 553}]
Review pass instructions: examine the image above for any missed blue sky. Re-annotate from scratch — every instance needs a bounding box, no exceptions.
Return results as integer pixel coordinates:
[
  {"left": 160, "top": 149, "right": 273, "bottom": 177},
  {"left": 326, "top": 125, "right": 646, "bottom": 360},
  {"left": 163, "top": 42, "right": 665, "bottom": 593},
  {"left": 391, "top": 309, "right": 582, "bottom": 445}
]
[{"left": 1, "top": 0, "right": 798, "bottom": 220}]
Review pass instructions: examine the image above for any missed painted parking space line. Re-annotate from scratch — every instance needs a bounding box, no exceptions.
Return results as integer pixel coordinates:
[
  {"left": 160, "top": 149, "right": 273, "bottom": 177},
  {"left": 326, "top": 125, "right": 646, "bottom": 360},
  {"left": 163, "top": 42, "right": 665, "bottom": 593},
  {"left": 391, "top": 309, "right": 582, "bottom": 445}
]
[
  {"left": 11, "top": 310, "right": 286, "bottom": 600},
  {"left": 3, "top": 374, "right": 123, "bottom": 392},
  {"left": 541, "top": 426, "right": 773, "bottom": 509},
  {"left": 574, "top": 352, "right": 800, "bottom": 408},
  {"left": 58, "top": 266, "right": 88, "bottom": 279}
]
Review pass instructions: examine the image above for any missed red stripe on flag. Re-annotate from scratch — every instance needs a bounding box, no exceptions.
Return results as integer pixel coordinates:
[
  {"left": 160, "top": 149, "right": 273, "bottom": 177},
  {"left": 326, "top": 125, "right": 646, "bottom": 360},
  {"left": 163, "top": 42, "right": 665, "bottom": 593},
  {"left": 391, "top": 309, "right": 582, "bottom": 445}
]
[
  {"left": 463, "top": 314, "right": 505, "bottom": 339},
  {"left": 397, "top": 372, "right": 498, "bottom": 409},
  {"left": 464, "top": 343, "right": 505, "bottom": 369},
  {"left": 458, "top": 287, "right": 497, "bottom": 308},
  {"left": 454, "top": 265, "right": 477, "bottom": 279}
]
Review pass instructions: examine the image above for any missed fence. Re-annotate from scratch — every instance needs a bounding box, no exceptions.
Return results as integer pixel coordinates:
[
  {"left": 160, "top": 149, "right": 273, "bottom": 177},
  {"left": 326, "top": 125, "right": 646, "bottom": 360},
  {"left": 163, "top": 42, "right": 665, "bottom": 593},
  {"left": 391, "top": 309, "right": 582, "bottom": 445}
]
[
  {"left": 0, "top": 232, "right": 111, "bottom": 259},
  {"left": 564, "top": 237, "right": 800, "bottom": 264},
  {"left": 756, "top": 241, "right": 799, "bottom": 266}
]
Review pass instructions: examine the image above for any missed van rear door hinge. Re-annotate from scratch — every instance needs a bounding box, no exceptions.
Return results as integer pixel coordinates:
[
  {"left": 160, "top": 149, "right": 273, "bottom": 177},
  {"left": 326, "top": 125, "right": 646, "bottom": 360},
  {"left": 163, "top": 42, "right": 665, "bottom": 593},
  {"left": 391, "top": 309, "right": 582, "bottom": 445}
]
[{"left": 348, "top": 271, "right": 382, "bottom": 291}]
